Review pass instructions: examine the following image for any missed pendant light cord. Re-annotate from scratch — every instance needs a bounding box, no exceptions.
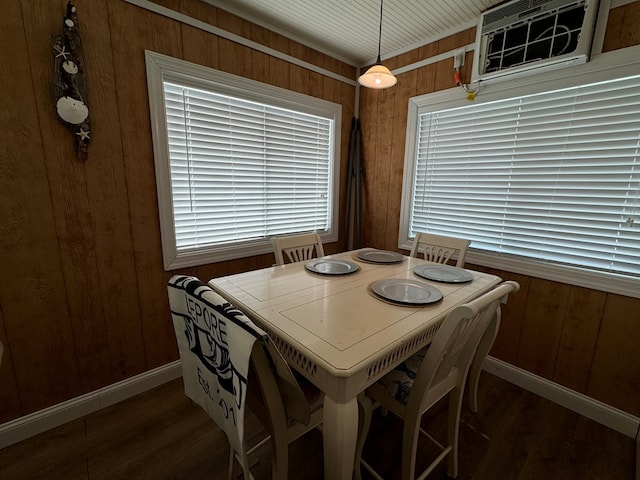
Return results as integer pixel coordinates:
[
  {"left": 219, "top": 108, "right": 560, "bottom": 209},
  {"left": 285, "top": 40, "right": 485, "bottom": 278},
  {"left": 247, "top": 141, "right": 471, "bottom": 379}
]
[
  {"left": 358, "top": 0, "right": 397, "bottom": 88},
  {"left": 376, "top": 0, "right": 384, "bottom": 64}
]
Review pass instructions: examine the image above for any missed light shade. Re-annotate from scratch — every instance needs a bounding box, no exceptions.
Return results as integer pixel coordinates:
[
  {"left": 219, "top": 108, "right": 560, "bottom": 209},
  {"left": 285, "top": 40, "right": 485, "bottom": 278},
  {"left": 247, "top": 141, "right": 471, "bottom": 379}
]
[{"left": 358, "top": 63, "right": 397, "bottom": 89}]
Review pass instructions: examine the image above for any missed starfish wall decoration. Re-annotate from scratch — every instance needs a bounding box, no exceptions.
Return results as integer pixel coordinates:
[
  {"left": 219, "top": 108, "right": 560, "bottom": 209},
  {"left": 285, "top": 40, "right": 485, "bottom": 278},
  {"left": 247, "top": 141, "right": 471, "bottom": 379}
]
[{"left": 53, "top": 1, "right": 91, "bottom": 160}]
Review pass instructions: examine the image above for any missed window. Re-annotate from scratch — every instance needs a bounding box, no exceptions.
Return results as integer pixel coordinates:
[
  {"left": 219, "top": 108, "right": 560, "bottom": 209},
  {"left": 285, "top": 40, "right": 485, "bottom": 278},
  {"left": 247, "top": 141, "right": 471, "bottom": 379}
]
[
  {"left": 400, "top": 49, "right": 640, "bottom": 298},
  {"left": 146, "top": 51, "right": 341, "bottom": 269}
]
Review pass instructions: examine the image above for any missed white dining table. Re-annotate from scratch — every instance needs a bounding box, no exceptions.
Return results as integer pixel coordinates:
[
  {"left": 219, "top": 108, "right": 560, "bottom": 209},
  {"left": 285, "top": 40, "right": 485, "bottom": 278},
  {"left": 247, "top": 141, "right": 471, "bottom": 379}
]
[{"left": 208, "top": 249, "right": 501, "bottom": 479}]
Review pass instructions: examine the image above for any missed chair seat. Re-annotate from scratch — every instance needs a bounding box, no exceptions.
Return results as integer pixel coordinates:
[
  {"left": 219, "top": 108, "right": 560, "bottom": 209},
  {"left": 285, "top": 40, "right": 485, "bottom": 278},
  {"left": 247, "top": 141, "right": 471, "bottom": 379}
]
[
  {"left": 289, "top": 371, "right": 324, "bottom": 423},
  {"left": 378, "top": 347, "right": 429, "bottom": 405},
  {"left": 299, "top": 379, "right": 324, "bottom": 413}
]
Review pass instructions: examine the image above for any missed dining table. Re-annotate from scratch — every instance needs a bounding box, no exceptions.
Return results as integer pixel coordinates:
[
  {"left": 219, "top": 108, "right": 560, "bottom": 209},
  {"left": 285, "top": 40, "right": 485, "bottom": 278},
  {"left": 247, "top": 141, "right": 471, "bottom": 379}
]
[{"left": 208, "top": 249, "right": 501, "bottom": 479}]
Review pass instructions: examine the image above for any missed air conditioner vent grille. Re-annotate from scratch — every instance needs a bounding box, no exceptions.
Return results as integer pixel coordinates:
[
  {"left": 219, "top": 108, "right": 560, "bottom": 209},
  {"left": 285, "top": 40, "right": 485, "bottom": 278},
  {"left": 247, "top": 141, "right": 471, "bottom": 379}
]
[
  {"left": 472, "top": 0, "right": 598, "bottom": 83},
  {"left": 482, "top": 0, "right": 585, "bottom": 34},
  {"left": 483, "top": 0, "right": 541, "bottom": 28},
  {"left": 484, "top": 3, "right": 586, "bottom": 75}
]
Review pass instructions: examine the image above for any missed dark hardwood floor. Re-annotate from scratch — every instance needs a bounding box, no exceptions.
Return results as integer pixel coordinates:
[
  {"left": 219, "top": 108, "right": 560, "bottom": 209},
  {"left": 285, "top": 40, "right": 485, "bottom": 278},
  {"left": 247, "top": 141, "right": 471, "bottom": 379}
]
[{"left": 0, "top": 372, "right": 634, "bottom": 479}]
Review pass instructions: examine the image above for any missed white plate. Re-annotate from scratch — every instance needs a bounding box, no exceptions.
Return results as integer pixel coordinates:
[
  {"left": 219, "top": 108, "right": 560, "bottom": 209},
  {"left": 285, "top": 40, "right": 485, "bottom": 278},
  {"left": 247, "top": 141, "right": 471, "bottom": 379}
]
[
  {"left": 305, "top": 259, "right": 360, "bottom": 275},
  {"left": 413, "top": 264, "right": 474, "bottom": 283},
  {"left": 370, "top": 279, "right": 443, "bottom": 305},
  {"left": 356, "top": 248, "right": 404, "bottom": 264}
]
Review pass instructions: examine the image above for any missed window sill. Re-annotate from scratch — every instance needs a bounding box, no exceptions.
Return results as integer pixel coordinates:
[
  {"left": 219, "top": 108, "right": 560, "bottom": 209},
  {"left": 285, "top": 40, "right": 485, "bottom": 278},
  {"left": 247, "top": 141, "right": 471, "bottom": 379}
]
[
  {"left": 467, "top": 250, "right": 639, "bottom": 299},
  {"left": 399, "top": 241, "right": 639, "bottom": 299}
]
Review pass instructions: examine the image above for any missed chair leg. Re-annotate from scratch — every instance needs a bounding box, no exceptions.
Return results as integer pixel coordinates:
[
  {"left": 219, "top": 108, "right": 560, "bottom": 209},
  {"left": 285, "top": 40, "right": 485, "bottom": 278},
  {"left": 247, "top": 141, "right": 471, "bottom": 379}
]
[
  {"left": 271, "top": 434, "right": 289, "bottom": 480},
  {"left": 400, "top": 412, "right": 421, "bottom": 480},
  {"left": 227, "top": 447, "right": 235, "bottom": 480},
  {"left": 354, "top": 394, "right": 374, "bottom": 480},
  {"left": 230, "top": 448, "right": 255, "bottom": 480},
  {"left": 468, "top": 314, "right": 500, "bottom": 413},
  {"left": 447, "top": 386, "right": 466, "bottom": 479}
]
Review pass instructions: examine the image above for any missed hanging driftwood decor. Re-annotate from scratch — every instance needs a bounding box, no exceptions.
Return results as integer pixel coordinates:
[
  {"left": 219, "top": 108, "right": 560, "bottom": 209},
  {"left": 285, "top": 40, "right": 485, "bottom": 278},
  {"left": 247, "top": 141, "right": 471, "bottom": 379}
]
[{"left": 54, "top": 1, "right": 91, "bottom": 160}]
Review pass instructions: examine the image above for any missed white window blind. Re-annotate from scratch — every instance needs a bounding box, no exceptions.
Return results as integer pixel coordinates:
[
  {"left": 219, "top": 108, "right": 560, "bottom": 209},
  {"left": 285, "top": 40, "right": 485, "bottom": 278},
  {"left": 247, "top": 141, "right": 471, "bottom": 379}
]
[
  {"left": 145, "top": 52, "right": 341, "bottom": 269},
  {"left": 409, "top": 74, "right": 640, "bottom": 278},
  {"left": 164, "top": 82, "right": 333, "bottom": 252}
]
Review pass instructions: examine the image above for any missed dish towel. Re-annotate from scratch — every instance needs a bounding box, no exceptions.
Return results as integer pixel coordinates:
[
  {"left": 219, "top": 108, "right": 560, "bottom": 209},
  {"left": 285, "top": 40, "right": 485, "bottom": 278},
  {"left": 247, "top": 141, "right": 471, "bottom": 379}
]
[{"left": 168, "top": 275, "right": 266, "bottom": 473}]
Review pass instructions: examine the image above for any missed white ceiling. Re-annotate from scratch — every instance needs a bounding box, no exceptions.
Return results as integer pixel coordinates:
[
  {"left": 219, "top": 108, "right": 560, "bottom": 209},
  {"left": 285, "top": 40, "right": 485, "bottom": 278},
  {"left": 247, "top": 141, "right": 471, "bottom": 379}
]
[{"left": 203, "top": 0, "right": 500, "bottom": 66}]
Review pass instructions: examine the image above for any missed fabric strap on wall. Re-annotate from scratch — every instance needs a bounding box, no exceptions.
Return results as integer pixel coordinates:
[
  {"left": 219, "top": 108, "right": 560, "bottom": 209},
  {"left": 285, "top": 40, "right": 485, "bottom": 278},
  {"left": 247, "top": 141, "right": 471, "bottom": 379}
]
[{"left": 345, "top": 117, "right": 363, "bottom": 249}]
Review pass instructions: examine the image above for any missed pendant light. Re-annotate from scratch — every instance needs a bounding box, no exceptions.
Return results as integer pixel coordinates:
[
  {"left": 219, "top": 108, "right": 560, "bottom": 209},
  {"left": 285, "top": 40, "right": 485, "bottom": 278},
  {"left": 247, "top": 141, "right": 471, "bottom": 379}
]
[{"left": 358, "top": 0, "right": 397, "bottom": 89}]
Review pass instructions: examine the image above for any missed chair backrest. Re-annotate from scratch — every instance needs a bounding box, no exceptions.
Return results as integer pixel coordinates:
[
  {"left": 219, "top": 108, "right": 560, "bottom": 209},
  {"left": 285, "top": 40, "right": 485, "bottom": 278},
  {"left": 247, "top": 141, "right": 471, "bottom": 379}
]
[
  {"left": 409, "top": 232, "right": 470, "bottom": 267},
  {"left": 407, "top": 281, "right": 519, "bottom": 411},
  {"left": 271, "top": 232, "right": 325, "bottom": 266},
  {"left": 167, "top": 275, "right": 310, "bottom": 477}
]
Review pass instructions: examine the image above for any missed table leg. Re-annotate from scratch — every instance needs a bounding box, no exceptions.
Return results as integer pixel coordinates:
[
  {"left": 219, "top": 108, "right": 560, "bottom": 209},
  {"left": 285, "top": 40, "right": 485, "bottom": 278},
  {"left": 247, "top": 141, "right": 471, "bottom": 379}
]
[{"left": 323, "top": 395, "right": 358, "bottom": 480}]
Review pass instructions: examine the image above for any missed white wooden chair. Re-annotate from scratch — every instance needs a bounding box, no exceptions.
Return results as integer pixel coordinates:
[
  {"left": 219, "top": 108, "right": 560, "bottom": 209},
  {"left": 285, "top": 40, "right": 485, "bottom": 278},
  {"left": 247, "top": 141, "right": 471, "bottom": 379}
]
[
  {"left": 354, "top": 281, "right": 519, "bottom": 480},
  {"left": 466, "top": 305, "right": 501, "bottom": 413},
  {"left": 410, "top": 232, "right": 491, "bottom": 411},
  {"left": 168, "top": 275, "right": 323, "bottom": 480},
  {"left": 271, "top": 232, "right": 325, "bottom": 266},
  {"left": 409, "top": 232, "right": 470, "bottom": 267}
]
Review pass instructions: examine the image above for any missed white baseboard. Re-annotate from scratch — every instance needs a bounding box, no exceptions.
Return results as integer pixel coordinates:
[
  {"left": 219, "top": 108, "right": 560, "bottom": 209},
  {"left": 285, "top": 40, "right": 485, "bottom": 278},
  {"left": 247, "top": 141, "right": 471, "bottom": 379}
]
[
  {"left": 484, "top": 356, "right": 640, "bottom": 439},
  {"left": 1, "top": 357, "right": 638, "bottom": 455},
  {"left": 0, "top": 360, "right": 182, "bottom": 449}
]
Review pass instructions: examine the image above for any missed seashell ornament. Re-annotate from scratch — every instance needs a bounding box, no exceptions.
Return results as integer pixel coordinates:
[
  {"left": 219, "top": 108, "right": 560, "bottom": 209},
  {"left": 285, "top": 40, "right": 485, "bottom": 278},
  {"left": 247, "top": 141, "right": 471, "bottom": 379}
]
[
  {"left": 62, "top": 60, "right": 78, "bottom": 74},
  {"left": 54, "top": 1, "right": 90, "bottom": 160},
  {"left": 56, "top": 96, "right": 89, "bottom": 125}
]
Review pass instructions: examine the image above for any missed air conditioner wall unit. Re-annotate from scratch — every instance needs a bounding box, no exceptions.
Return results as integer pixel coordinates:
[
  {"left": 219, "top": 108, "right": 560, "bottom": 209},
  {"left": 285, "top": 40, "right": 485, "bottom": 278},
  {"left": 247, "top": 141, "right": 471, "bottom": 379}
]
[{"left": 471, "top": 0, "right": 600, "bottom": 83}]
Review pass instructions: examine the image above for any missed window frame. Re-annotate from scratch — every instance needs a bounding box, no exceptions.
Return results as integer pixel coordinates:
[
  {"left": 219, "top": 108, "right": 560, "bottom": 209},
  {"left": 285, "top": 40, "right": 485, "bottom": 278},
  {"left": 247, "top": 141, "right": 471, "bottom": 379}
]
[
  {"left": 146, "top": 51, "right": 342, "bottom": 270},
  {"left": 399, "top": 45, "right": 640, "bottom": 298}
]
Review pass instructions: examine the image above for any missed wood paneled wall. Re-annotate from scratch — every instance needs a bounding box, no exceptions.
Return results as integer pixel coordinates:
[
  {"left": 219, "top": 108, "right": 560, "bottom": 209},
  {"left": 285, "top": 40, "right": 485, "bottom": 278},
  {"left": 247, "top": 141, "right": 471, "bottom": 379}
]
[
  {"left": 358, "top": 4, "right": 640, "bottom": 417},
  {"left": 0, "top": 0, "right": 355, "bottom": 423},
  {"left": 1, "top": 0, "right": 638, "bottom": 430}
]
